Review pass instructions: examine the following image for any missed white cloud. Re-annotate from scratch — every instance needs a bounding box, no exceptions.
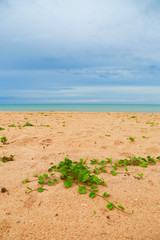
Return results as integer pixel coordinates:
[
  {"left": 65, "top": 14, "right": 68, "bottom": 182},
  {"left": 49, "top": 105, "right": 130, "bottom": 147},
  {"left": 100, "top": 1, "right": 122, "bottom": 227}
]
[
  {"left": 1, "top": 85, "right": 160, "bottom": 104},
  {"left": 1, "top": 0, "right": 160, "bottom": 63}
]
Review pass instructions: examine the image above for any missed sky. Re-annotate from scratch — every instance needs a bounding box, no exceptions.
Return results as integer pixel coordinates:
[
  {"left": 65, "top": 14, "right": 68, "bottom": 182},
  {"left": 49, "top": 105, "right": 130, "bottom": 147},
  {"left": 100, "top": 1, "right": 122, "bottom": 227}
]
[{"left": 0, "top": 0, "right": 160, "bottom": 104}]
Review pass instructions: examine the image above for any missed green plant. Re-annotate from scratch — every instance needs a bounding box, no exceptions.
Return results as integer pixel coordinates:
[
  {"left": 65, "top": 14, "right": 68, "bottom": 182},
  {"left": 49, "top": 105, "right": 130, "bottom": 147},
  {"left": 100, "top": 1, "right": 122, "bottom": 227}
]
[
  {"left": 105, "top": 134, "right": 111, "bottom": 137},
  {"left": 146, "top": 121, "right": 155, "bottom": 127},
  {"left": 0, "top": 155, "right": 14, "bottom": 163},
  {"left": 0, "top": 127, "right": 5, "bottom": 131},
  {"left": 23, "top": 157, "right": 129, "bottom": 213},
  {"left": 129, "top": 137, "right": 134, "bottom": 142},
  {"left": 23, "top": 155, "right": 158, "bottom": 214},
  {"left": 8, "top": 124, "right": 16, "bottom": 127},
  {"left": 1, "top": 136, "right": 7, "bottom": 144},
  {"left": 23, "top": 122, "right": 34, "bottom": 127},
  {"left": 137, "top": 173, "right": 144, "bottom": 179}
]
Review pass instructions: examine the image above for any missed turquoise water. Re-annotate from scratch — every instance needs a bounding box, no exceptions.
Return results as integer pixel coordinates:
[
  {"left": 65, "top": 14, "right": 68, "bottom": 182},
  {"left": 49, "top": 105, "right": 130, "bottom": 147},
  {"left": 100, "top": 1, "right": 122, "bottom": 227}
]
[{"left": 0, "top": 104, "right": 160, "bottom": 112}]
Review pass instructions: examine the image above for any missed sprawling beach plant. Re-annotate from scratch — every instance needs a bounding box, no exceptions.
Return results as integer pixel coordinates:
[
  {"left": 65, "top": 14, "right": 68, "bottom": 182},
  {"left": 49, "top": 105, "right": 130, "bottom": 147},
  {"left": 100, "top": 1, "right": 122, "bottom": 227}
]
[
  {"left": 0, "top": 155, "right": 14, "bottom": 163},
  {"left": 22, "top": 155, "right": 159, "bottom": 214}
]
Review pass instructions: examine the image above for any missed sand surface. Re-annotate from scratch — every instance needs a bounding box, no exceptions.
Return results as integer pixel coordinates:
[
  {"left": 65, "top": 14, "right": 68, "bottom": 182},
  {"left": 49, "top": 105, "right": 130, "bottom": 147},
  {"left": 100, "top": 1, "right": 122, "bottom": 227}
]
[{"left": 0, "top": 111, "right": 160, "bottom": 240}]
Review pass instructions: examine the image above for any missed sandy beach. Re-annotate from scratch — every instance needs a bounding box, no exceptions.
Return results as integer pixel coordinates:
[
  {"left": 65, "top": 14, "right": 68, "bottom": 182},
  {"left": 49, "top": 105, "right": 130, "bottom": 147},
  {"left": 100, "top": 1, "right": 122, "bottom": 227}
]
[{"left": 0, "top": 111, "right": 160, "bottom": 240}]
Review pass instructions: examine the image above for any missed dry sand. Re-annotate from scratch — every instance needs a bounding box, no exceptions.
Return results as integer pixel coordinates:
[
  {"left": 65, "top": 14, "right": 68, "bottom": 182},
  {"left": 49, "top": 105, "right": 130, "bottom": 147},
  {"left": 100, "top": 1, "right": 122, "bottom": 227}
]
[{"left": 0, "top": 111, "right": 160, "bottom": 240}]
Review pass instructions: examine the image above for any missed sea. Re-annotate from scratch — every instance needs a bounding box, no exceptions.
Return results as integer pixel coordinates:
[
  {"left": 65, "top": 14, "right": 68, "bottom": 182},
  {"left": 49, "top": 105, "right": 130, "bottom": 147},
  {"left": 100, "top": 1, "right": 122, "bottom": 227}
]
[{"left": 0, "top": 104, "right": 160, "bottom": 113}]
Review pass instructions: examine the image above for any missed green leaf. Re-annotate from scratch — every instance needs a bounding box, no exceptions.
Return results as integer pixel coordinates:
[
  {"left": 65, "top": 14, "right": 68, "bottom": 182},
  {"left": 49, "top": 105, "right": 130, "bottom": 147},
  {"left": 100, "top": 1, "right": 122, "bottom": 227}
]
[
  {"left": 50, "top": 173, "right": 55, "bottom": 176},
  {"left": 34, "top": 174, "right": 38, "bottom": 177},
  {"left": 78, "top": 172, "right": 84, "bottom": 181},
  {"left": 78, "top": 186, "right": 87, "bottom": 194},
  {"left": 53, "top": 179, "right": 58, "bottom": 182},
  {"left": 118, "top": 205, "right": 125, "bottom": 210},
  {"left": 92, "top": 175, "right": 100, "bottom": 184},
  {"left": 38, "top": 179, "right": 44, "bottom": 184},
  {"left": 87, "top": 181, "right": 92, "bottom": 185},
  {"left": 43, "top": 174, "right": 48, "bottom": 178},
  {"left": 140, "top": 161, "right": 147, "bottom": 168},
  {"left": 89, "top": 191, "right": 96, "bottom": 198},
  {"left": 91, "top": 185, "right": 98, "bottom": 190},
  {"left": 94, "top": 210, "right": 96, "bottom": 214},
  {"left": 27, "top": 187, "right": 32, "bottom": 190},
  {"left": 51, "top": 165, "right": 57, "bottom": 169},
  {"left": 156, "top": 156, "right": 160, "bottom": 160},
  {"left": 94, "top": 167, "right": 100, "bottom": 174},
  {"left": 47, "top": 180, "right": 53, "bottom": 186},
  {"left": 90, "top": 159, "right": 99, "bottom": 164},
  {"left": 110, "top": 170, "right": 117, "bottom": 176},
  {"left": 38, "top": 187, "right": 44, "bottom": 192},
  {"left": 82, "top": 173, "right": 89, "bottom": 182},
  {"left": 106, "top": 158, "right": 112, "bottom": 164},
  {"left": 48, "top": 168, "right": 53, "bottom": 172},
  {"left": 113, "top": 164, "right": 117, "bottom": 170},
  {"left": 24, "top": 178, "right": 29, "bottom": 183},
  {"left": 106, "top": 202, "right": 114, "bottom": 210},
  {"left": 103, "top": 192, "right": 109, "bottom": 197},
  {"left": 80, "top": 158, "right": 84, "bottom": 163},
  {"left": 64, "top": 178, "right": 72, "bottom": 188}
]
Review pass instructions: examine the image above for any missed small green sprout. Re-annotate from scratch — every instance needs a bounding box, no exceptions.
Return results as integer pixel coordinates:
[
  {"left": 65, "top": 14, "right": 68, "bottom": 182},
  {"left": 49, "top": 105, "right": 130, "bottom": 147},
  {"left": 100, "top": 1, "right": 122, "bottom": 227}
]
[
  {"left": 23, "top": 122, "right": 34, "bottom": 127},
  {"left": 8, "top": 124, "right": 16, "bottom": 127},
  {"left": 1, "top": 136, "right": 7, "bottom": 144},
  {"left": 129, "top": 137, "right": 134, "bottom": 142},
  {"left": 137, "top": 173, "right": 144, "bottom": 179},
  {"left": 110, "top": 170, "right": 117, "bottom": 176}
]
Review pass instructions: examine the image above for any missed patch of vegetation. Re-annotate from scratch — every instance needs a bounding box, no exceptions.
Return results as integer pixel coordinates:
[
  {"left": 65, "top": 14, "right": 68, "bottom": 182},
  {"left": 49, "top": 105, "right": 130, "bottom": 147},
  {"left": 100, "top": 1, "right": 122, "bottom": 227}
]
[
  {"left": 146, "top": 121, "right": 155, "bottom": 127},
  {"left": 0, "top": 136, "right": 8, "bottom": 144},
  {"left": 142, "top": 136, "right": 146, "bottom": 138},
  {"left": 105, "top": 134, "right": 111, "bottom": 137},
  {"left": 23, "top": 122, "right": 34, "bottom": 127},
  {"left": 0, "top": 155, "right": 14, "bottom": 163},
  {"left": 23, "top": 157, "right": 129, "bottom": 213},
  {"left": 8, "top": 124, "right": 16, "bottom": 127},
  {"left": 129, "top": 137, "right": 135, "bottom": 142},
  {"left": 23, "top": 155, "right": 159, "bottom": 214},
  {"left": 0, "top": 127, "right": 5, "bottom": 131},
  {"left": 137, "top": 173, "right": 144, "bottom": 179}
]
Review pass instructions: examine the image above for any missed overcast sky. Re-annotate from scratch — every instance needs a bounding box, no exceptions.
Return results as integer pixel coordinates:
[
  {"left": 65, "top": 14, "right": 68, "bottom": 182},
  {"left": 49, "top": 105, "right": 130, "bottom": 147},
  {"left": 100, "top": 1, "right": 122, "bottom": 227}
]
[{"left": 0, "top": 0, "right": 160, "bottom": 104}]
